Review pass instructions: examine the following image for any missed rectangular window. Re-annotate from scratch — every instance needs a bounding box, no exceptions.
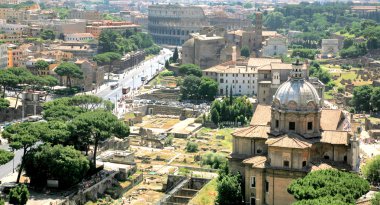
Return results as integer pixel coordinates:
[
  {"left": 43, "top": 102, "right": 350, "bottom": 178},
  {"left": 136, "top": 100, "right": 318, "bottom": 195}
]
[
  {"left": 250, "top": 176, "right": 256, "bottom": 188},
  {"left": 289, "top": 122, "right": 295, "bottom": 130},
  {"left": 251, "top": 197, "right": 256, "bottom": 205},
  {"left": 265, "top": 180, "right": 269, "bottom": 192},
  {"left": 275, "top": 120, "right": 279, "bottom": 128},
  {"left": 307, "top": 122, "right": 313, "bottom": 130},
  {"left": 283, "top": 160, "right": 289, "bottom": 167}
]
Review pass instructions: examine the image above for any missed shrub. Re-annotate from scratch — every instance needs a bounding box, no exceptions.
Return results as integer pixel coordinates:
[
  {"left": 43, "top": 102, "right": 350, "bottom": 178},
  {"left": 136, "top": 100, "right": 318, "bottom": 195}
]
[
  {"left": 288, "top": 169, "right": 369, "bottom": 204},
  {"left": 362, "top": 155, "right": 380, "bottom": 183},
  {"left": 164, "top": 134, "right": 174, "bottom": 146},
  {"left": 160, "top": 70, "right": 174, "bottom": 77},
  {"left": 178, "top": 64, "right": 202, "bottom": 77},
  {"left": 201, "top": 152, "right": 227, "bottom": 169},
  {"left": 9, "top": 185, "right": 29, "bottom": 205},
  {"left": 0, "top": 149, "right": 14, "bottom": 165},
  {"left": 185, "top": 142, "right": 198, "bottom": 153}
]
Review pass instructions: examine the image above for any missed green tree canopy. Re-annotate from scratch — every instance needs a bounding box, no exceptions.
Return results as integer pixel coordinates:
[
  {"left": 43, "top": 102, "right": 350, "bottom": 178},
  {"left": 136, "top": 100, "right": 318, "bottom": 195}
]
[
  {"left": 0, "top": 149, "right": 14, "bottom": 165},
  {"left": 172, "top": 47, "right": 179, "bottom": 63},
  {"left": 0, "top": 98, "right": 10, "bottom": 109},
  {"left": 37, "top": 121, "right": 71, "bottom": 145},
  {"left": 41, "top": 75, "right": 59, "bottom": 89},
  {"left": 352, "top": 85, "right": 373, "bottom": 112},
  {"left": 55, "top": 62, "right": 83, "bottom": 88},
  {"left": 291, "top": 49, "right": 319, "bottom": 60},
  {"left": 98, "top": 29, "right": 158, "bottom": 54},
  {"left": 69, "top": 110, "right": 129, "bottom": 167},
  {"left": 371, "top": 192, "right": 380, "bottom": 205},
  {"left": 340, "top": 43, "right": 367, "bottom": 58},
  {"left": 40, "top": 29, "right": 55, "bottom": 40},
  {"left": 185, "top": 142, "right": 198, "bottom": 153},
  {"left": 264, "top": 12, "right": 285, "bottom": 30},
  {"left": 2, "top": 122, "right": 42, "bottom": 183},
  {"left": 216, "top": 163, "right": 243, "bottom": 205},
  {"left": 34, "top": 60, "right": 49, "bottom": 70},
  {"left": 180, "top": 75, "right": 201, "bottom": 100},
  {"left": 308, "top": 62, "right": 331, "bottom": 84},
  {"left": 288, "top": 169, "right": 370, "bottom": 204},
  {"left": 210, "top": 96, "right": 253, "bottom": 125},
  {"left": 178, "top": 64, "right": 202, "bottom": 77},
  {"left": 93, "top": 52, "right": 122, "bottom": 80},
  {"left": 0, "top": 69, "right": 19, "bottom": 97},
  {"left": 370, "top": 87, "right": 380, "bottom": 112},
  {"left": 24, "top": 144, "right": 90, "bottom": 188},
  {"left": 243, "top": 3, "right": 253, "bottom": 9},
  {"left": 240, "top": 46, "right": 250, "bottom": 58},
  {"left": 42, "top": 95, "right": 114, "bottom": 121},
  {"left": 199, "top": 77, "right": 218, "bottom": 101},
  {"left": 8, "top": 184, "right": 29, "bottom": 205},
  {"left": 200, "top": 152, "right": 226, "bottom": 169},
  {"left": 362, "top": 155, "right": 380, "bottom": 184},
  {"left": 180, "top": 75, "right": 218, "bottom": 101}
]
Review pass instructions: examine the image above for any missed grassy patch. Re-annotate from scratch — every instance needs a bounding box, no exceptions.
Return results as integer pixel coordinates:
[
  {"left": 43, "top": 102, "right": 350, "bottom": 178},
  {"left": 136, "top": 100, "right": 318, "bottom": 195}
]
[
  {"left": 135, "top": 117, "right": 180, "bottom": 129},
  {"left": 124, "top": 112, "right": 135, "bottom": 120},
  {"left": 217, "top": 128, "right": 234, "bottom": 150},
  {"left": 334, "top": 31, "right": 355, "bottom": 38},
  {"left": 324, "top": 91, "right": 334, "bottom": 100},
  {"left": 145, "top": 54, "right": 155, "bottom": 61},
  {"left": 189, "top": 178, "right": 218, "bottom": 205},
  {"left": 148, "top": 74, "right": 178, "bottom": 88},
  {"left": 368, "top": 117, "right": 380, "bottom": 124}
]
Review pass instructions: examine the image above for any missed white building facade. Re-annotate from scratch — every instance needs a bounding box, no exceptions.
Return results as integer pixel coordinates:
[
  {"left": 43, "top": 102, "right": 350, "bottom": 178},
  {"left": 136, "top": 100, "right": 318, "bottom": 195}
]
[
  {"left": 0, "top": 44, "right": 8, "bottom": 69},
  {"left": 262, "top": 36, "right": 288, "bottom": 57}
]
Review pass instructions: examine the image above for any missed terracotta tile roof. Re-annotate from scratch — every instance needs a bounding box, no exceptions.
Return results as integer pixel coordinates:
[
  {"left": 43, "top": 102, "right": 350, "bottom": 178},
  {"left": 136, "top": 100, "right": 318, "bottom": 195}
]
[
  {"left": 266, "top": 134, "right": 312, "bottom": 149},
  {"left": 309, "top": 159, "right": 351, "bottom": 171},
  {"left": 243, "top": 156, "right": 267, "bottom": 168},
  {"left": 320, "top": 109, "right": 344, "bottom": 131},
  {"left": 228, "top": 29, "right": 244, "bottom": 36},
  {"left": 65, "top": 33, "right": 94, "bottom": 38},
  {"left": 203, "top": 63, "right": 256, "bottom": 74},
  {"left": 250, "top": 104, "right": 271, "bottom": 126},
  {"left": 320, "top": 131, "right": 349, "bottom": 145},
  {"left": 232, "top": 125, "right": 270, "bottom": 139},
  {"left": 247, "top": 58, "right": 282, "bottom": 67},
  {"left": 262, "top": 31, "right": 278, "bottom": 37},
  {"left": 48, "top": 64, "right": 58, "bottom": 71}
]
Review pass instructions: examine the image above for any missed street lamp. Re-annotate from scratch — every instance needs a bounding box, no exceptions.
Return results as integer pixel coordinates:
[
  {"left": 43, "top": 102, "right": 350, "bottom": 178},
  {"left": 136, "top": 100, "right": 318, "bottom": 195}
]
[{"left": 12, "top": 148, "right": 15, "bottom": 173}]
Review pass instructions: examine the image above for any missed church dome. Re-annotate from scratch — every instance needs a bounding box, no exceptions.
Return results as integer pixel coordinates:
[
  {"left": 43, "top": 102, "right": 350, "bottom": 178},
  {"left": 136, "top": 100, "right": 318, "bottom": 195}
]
[
  {"left": 273, "top": 79, "right": 321, "bottom": 111},
  {"left": 272, "top": 59, "right": 321, "bottom": 111}
]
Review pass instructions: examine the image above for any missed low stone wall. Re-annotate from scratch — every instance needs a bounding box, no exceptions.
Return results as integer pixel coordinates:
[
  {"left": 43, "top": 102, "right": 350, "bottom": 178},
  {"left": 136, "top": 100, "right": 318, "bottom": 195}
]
[
  {"left": 133, "top": 105, "right": 201, "bottom": 117},
  {"left": 365, "top": 117, "right": 380, "bottom": 131},
  {"left": 59, "top": 172, "right": 119, "bottom": 205},
  {"left": 0, "top": 104, "right": 42, "bottom": 123}
]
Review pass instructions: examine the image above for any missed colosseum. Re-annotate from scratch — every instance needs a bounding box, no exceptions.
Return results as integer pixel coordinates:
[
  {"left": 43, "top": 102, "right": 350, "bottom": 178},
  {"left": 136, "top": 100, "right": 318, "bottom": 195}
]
[{"left": 148, "top": 4, "right": 251, "bottom": 46}]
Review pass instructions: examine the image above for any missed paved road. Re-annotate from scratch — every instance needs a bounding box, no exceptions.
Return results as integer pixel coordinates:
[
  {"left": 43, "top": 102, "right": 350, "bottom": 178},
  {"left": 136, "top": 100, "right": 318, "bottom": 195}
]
[
  {"left": 95, "top": 48, "right": 173, "bottom": 103},
  {"left": 0, "top": 143, "right": 23, "bottom": 180}
]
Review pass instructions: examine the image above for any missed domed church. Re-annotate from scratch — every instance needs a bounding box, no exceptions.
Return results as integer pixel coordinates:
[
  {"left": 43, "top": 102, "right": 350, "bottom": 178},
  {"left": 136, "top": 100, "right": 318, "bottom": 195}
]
[{"left": 229, "top": 59, "right": 360, "bottom": 205}]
